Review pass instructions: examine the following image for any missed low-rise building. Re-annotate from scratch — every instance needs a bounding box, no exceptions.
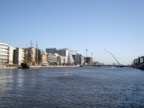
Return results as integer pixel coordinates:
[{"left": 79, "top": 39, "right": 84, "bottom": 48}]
[
  {"left": 47, "top": 53, "right": 58, "bottom": 65},
  {"left": 73, "top": 54, "right": 80, "bottom": 65},
  {"left": 57, "top": 56, "right": 66, "bottom": 65},
  {"left": 84, "top": 57, "right": 93, "bottom": 65},
  {"left": 46, "top": 48, "right": 59, "bottom": 54},
  {"left": 41, "top": 52, "right": 48, "bottom": 64},
  {"left": 0, "top": 42, "right": 9, "bottom": 67},
  {"left": 8, "top": 46, "right": 15, "bottom": 65},
  {"left": 62, "top": 48, "right": 74, "bottom": 64},
  {"left": 13, "top": 48, "right": 24, "bottom": 65},
  {"left": 46, "top": 48, "right": 74, "bottom": 65},
  {"left": 80, "top": 56, "right": 84, "bottom": 65},
  {"left": 25, "top": 47, "right": 41, "bottom": 65},
  {"left": 73, "top": 54, "right": 84, "bottom": 65}
]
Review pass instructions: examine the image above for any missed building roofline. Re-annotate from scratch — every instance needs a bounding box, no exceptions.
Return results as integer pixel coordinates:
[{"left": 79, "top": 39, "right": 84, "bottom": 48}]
[{"left": 0, "top": 42, "right": 9, "bottom": 46}]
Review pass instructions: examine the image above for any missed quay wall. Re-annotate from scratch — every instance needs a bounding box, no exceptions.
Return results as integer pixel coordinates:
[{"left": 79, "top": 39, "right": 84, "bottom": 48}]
[{"left": 0, "top": 65, "right": 80, "bottom": 69}]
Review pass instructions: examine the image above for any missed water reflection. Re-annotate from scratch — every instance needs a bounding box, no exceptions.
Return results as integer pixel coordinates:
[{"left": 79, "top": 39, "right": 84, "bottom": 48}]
[{"left": 0, "top": 67, "right": 144, "bottom": 107}]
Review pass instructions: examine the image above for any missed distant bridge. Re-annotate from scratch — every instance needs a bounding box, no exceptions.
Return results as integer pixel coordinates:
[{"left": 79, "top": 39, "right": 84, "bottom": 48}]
[
  {"left": 104, "top": 49, "right": 124, "bottom": 66},
  {"left": 93, "top": 64, "right": 131, "bottom": 67},
  {"left": 80, "top": 64, "right": 131, "bottom": 68}
]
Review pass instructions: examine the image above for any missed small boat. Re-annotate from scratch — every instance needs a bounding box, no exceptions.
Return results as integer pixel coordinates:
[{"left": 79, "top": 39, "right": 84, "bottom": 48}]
[{"left": 20, "top": 63, "right": 30, "bottom": 69}]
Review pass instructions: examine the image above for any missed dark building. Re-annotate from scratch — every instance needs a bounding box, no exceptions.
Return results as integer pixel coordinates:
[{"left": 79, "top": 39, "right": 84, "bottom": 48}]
[
  {"left": 46, "top": 48, "right": 58, "bottom": 54},
  {"left": 13, "top": 48, "right": 24, "bottom": 65},
  {"left": 72, "top": 54, "right": 80, "bottom": 65},
  {"left": 46, "top": 48, "right": 66, "bottom": 56},
  {"left": 84, "top": 57, "right": 93, "bottom": 65},
  {"left": 72, "top": 54, "right": 84, "bottom": 65}
]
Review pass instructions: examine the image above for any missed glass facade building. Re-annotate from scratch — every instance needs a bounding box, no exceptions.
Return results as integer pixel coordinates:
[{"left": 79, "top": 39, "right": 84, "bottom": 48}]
[{"left": 46, "top": 48, "right": 74, "bottom": 64}]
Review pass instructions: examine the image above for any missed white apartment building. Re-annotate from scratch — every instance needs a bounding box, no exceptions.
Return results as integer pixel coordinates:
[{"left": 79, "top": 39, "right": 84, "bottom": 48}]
[{"left": 0, "top": 42, "right": 9, "bottom": 67}]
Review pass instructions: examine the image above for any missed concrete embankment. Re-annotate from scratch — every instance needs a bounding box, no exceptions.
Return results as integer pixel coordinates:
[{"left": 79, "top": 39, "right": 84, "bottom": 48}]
[
  {"left": 30, "top": 65, "right": 80, "bottom": 68},
  {"left": 0, "top": 67, "right": 17, "bottom": 69},
  {"left": 0, "top": 65, "right": 80, "bottom": 69}
]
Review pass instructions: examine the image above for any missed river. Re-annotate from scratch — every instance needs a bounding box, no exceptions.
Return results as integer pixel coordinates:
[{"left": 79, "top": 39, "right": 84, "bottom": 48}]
[{"left": 0, "top": 67, "right": 144, "bottom": 108}]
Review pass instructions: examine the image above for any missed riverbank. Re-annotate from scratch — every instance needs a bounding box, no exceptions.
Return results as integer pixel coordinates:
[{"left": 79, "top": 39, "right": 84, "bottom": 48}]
[
  {"left": 0, "top": 65, "right": 80, "bottom": 69},
  {"left": 0, "top": 67, "right": 17, "bottom": 69},
  {"left": 31, "top": 65, "right": 80, "bottom": 68}
]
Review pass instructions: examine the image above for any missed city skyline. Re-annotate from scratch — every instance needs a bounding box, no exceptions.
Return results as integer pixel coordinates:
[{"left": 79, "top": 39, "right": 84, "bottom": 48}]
[{"left": 1, "top": 0, "right": 144, "bottom": 65}]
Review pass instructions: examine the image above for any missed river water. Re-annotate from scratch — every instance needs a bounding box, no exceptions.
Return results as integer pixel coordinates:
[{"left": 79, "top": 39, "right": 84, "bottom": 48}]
[{"left": 0, "top": 67, "right": 144, "bottom": 108}]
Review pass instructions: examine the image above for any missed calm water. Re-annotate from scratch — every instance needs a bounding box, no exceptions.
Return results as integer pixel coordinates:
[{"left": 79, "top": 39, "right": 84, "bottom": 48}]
[{"left": 0, "top": 67, "right": 144, "bottom": 108}]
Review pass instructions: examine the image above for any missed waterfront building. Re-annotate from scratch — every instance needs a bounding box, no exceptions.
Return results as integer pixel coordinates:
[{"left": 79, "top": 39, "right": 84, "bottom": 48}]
[
  {"left": 132, "top": 56, "right": 144, "bottom": 70},
  {"left": 13, "top": 48, "right": 24, "bottom": 65},
  {"left": 72, "top": 53, "right": 81, "bottom": 65},
  {"left": 133, "top": 57, "right": 140, "bottom": 65},
  {"left": 25, "top": 47, "right": 41, "bottom": 65},
  {"left": 41, "top": 51, "right": 48, "bottom": 64},
  {"left": 0, "top": 42, "right": 9, "bottom": 67},
  {"left": 27, "top": 47, "right": 36, "bottom": 64},
  {"left": 140, "top": 56, "right": 144, "bottom": 63},
  {"left": 133, "top": 56, "right": 144, "bottom": 66},
  {"left": 46, "top": 48, "right": 59, "bottom": 54},
  {"left": 42, "top": 51, "right": 66, "bottom": 65},
  {"left": 80, "top": 55, "right": 84, "bottom": 65},
  {"left": 8, "top": 46, "right": 15, "bottom": 65},
  {"left": 46, "top": 48, "right": 74, "bottom": 64},
  {"left": 57, "top": 56, "right": 65, "bottom": 65},
  {"left": 73, "top": 54, "right": 85, "bottom": 65},
  {"left": 62, "top": 48, "right": 74, "bottom": 64},
  {"left": 72, "top": 53, "right": 85, "bottom": 65},
  {"left": 84, "top": 57, "right": 93, "bottom": 65},
  {"left": 47, "top": 53, "right": 58, "bottom": 65}
]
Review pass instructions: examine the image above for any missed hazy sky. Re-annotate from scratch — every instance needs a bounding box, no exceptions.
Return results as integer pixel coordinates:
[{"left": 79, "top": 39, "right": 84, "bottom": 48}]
[{"left": 0, "top": 0, "right": 144, "bottom": 65}]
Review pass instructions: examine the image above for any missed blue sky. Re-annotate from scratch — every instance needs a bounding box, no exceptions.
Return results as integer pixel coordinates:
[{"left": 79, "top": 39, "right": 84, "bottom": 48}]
[{"left": 0, "top": 0, "right": 144, "bottom": 65}]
